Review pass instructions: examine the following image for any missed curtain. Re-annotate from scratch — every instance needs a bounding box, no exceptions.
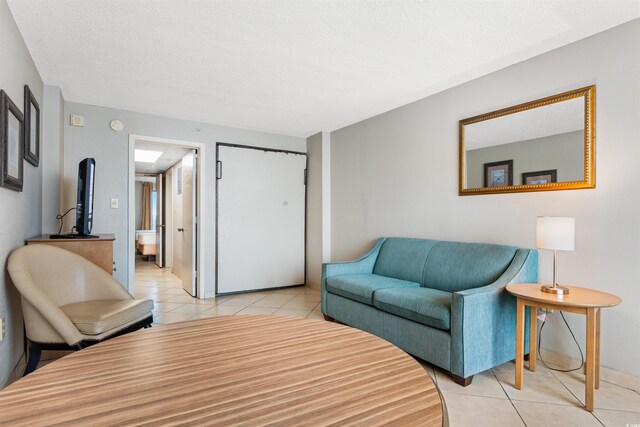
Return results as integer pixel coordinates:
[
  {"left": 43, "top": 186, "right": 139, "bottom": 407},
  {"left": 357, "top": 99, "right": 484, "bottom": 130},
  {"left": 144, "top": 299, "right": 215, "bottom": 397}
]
[{"left": 141, "top": 182, "right": 153, "bottom": 230}]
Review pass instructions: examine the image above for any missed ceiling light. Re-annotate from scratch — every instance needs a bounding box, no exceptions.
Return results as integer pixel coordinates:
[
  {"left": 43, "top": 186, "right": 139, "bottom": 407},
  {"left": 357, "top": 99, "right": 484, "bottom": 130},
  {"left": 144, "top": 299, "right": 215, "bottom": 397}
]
[{"left": 135, "top": 149, "right": 163, "bottom": 163}]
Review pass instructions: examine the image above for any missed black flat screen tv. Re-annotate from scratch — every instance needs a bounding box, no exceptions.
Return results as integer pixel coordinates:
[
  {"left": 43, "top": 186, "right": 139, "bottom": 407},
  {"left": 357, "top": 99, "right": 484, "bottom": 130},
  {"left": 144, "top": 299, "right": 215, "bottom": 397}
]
[{"left": 75, "top": 158, "right": 96, "bottom": 236}]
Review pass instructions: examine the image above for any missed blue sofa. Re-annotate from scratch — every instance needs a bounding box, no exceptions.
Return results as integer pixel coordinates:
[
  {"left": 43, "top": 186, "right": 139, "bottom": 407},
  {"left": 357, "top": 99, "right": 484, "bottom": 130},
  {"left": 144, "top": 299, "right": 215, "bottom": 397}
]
[{"left": 321, "top": 237, "right": 537, "bottom": 386}]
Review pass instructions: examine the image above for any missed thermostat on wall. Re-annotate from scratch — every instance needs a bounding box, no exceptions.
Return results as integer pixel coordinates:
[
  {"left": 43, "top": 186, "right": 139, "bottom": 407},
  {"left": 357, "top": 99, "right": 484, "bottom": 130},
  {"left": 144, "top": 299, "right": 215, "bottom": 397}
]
[{"left": 110, "top": 119, "right": 124, "bottom": 132}]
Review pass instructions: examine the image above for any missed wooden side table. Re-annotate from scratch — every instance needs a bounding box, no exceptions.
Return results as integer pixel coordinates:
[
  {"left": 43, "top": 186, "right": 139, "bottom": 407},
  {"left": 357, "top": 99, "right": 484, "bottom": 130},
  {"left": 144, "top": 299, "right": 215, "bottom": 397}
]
[
  {"left": 506, "top": 284, "right": 621, "bottom": 412},
  {"left": 26, "top": 234, "right": 115, "bottom": 275}
]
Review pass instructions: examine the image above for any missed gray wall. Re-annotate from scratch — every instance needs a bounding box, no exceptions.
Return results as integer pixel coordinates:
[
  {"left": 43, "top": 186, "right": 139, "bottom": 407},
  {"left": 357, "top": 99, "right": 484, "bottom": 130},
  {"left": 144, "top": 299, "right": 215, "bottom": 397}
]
[
  {"left": 41, "top": 85, "right": 64, "bottom": 233},
  {"left": 62, "top": 101, "right": 306, "bottom": 289},
  {"left": 330, "top": 20, "right": 640, "bottom": 377},
  {"left": 466, "top": 131, "right": 584, "bottom": 188},
  {"left": 306, "top": 132, "right": 323, "bottom": 289},
  {"left": 0, "top": 0, "right": 44, "bottom": 386}
]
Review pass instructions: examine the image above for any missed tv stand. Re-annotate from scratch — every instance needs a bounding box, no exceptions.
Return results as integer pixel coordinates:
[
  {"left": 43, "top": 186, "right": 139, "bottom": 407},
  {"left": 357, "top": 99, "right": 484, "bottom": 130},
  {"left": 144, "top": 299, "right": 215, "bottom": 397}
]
[
  {"left": 26, "top": 234, "right": 115, "bottom": 274},
  {"left": 49, "top": 234, "right": 99, "bottom": 239}
]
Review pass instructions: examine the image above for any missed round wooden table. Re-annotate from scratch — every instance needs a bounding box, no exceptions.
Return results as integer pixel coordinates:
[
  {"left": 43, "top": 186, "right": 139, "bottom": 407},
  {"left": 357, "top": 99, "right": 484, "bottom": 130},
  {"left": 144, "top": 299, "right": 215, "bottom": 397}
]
[
  {"left": 0, "top": 315, "right": 443, "bottom": 426},
  {"left": 506, "top": 284, "right": 622, "bottom": 412}
]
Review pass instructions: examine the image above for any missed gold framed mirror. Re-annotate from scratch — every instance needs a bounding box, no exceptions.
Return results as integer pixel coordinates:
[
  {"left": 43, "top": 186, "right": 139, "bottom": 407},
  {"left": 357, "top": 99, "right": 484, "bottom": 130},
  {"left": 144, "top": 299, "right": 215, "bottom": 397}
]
[{"left": 459, "top": 86, "right": 595, "bottom": 195}]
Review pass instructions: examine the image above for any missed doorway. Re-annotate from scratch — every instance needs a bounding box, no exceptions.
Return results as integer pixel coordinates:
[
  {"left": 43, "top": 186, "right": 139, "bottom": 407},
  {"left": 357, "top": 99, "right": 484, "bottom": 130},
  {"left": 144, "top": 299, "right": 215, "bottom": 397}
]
[{"left": 128, "top": 135, "right": 207, "bottom": 299}]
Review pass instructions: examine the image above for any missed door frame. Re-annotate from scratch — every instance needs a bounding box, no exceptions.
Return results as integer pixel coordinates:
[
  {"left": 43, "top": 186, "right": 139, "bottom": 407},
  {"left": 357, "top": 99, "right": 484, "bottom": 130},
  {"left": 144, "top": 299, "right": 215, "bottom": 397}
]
[
  {"left": 128, "top": 134, "right": 207, "bottom": 299},
  {"left": 215, "top": 142, "right": 308, "bottom": 295}
]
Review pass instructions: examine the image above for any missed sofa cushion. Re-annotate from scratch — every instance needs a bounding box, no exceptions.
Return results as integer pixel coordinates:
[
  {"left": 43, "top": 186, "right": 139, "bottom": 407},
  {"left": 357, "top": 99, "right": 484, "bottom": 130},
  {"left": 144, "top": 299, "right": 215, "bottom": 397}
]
[
  {"left": 422, "top": 242, "right": 518, "bottom": 292},
  {"left": 60, "top": 299, "right": 154, "bottom": 335},
  {"left": 325, "top": 274, "right": 420, "bottom": 306},
  {"left": 373, "top": 287, "right": 452, "bottom": 331},
  {"left": 373, "top": 238, "right": 438, "bottom": 284}
]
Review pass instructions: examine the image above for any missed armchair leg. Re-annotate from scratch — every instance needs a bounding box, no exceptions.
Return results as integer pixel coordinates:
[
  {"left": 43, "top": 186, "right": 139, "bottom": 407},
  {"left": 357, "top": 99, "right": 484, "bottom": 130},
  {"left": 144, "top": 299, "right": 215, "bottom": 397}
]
[
  {"left": 451, "top": 374, "right": 474, "bottom": 387},
  {"left": 23, "top": 346, "right": 41, "bottom": 377},
  {"left": 323, "top": 315, "right": 334, "bottom": 322},
  {"left": 524, "top": 353, "right": 530, "bottom": 362}
]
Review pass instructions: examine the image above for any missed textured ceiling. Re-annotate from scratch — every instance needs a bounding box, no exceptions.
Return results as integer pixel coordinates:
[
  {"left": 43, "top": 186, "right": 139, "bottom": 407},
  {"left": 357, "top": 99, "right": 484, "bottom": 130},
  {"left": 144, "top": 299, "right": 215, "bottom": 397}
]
[{"left": 7, "top": 1, "right": 640, "bottom": 137}]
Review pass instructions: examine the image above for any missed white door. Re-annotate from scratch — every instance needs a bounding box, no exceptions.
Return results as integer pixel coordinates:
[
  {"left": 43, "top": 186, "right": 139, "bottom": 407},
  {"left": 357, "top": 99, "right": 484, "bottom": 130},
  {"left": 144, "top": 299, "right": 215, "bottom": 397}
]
[
  {"left": 164, "top": 169, "right": 173, "bottom": 269},
  {"left": 217, "top": 145, "right": 306, "bottom": 293},
  {"left": 180, "top": 151, "right": 197, "bottom": 296},
  {"left": 155, "top": 173, "right": 163, "bottom": 268}
]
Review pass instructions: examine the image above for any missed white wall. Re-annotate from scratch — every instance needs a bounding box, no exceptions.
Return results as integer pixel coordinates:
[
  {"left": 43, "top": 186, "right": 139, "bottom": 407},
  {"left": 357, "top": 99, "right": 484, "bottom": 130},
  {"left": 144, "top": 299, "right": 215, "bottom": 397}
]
[
  {"left": 61, "top": 101, "right": 305, "bottom": 289},
  {"left": 330, "top": 20, "right": 640, "bottom": 377},
  {"left": 0, "top": 0, "right": 44, "bottom": 386}
]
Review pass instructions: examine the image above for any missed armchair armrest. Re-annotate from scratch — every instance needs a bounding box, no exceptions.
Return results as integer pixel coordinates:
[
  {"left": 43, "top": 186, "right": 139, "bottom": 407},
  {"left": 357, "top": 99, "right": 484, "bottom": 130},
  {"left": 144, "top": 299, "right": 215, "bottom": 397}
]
[
  {"left": 450, "top": 248, "right": 538, "bottom": 378},
  {"left": 9, "top": 269, "right": 84, "bottom": 346},
  {"left": 321, "top": 238, "right": 386, "bottom": 312}
]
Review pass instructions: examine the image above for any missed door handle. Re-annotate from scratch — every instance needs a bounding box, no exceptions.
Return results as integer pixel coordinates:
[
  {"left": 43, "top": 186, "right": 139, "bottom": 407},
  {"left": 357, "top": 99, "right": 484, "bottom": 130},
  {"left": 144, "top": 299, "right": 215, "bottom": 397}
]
[
  {"left": 177, "top": 228, "right": 184, "bottom": 232},
  {"left": 156, "top": 224, "right": 165, "bottom": 228}
]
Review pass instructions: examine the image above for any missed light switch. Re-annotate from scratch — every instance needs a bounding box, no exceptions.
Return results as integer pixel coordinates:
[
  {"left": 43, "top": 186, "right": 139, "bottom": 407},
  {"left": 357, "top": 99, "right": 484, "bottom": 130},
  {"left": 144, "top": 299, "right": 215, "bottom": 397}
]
[{"left": 110, "top": 198, "right": 119, "bottom": 209}]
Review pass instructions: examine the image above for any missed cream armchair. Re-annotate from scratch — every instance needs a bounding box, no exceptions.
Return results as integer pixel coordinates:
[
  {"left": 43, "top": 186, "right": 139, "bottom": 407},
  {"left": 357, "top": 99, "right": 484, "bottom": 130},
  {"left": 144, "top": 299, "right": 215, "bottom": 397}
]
[{"left": 8, "top": 245, "right": 154, "bottom": 375}]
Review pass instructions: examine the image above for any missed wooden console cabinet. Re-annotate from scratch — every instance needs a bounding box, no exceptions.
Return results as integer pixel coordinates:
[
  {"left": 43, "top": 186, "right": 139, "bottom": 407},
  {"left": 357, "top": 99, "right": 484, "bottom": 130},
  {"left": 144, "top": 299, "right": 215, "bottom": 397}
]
[{"left": 26, "top": 234, "right": 115, "bottom": 275}]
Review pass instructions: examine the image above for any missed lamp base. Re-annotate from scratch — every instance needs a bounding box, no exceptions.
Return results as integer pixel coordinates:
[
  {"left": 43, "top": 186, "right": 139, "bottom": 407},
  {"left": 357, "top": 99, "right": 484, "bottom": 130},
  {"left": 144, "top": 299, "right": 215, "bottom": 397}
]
[{"left": 540, "top": 284, "right": 570, "bottom": 295}]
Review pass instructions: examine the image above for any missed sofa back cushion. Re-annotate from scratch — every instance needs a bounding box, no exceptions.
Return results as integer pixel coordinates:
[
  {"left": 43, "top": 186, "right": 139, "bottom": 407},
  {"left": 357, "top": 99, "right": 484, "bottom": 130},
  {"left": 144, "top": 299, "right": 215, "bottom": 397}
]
[
  {"left": 373, "top": 238, "right": 518, "bottom": 293},
  {"left": 422, "top": 242, "right": 517, "bottom": 292},
  {"left": 373, "top": 238, "right": 438, "bottom": 283}
]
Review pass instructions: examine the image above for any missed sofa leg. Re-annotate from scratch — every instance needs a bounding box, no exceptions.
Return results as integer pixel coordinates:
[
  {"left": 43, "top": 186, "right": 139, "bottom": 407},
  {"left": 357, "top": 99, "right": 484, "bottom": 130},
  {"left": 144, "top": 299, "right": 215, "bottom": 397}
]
[
  {"left": 524, "top": 353, "right": 530, "bottom": 362},
  {"left": 23, "top": 346, "right": 41, "bottom": 377},
  {"left": 323, "top": 315, "right": 335, "bottom": 322},
  {"left": 451, "top": 374, "right": 474, "bottom": 387}
]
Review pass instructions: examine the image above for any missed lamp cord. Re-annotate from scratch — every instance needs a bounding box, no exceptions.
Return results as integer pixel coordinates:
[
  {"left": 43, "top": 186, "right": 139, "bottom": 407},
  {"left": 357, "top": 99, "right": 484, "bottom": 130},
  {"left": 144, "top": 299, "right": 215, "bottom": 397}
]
[
  {"left": 56, "top": 207, "right": 76, "bottom": 235},
  {"left": 537, "top": 310, "right": 585, "bottom": 373}
]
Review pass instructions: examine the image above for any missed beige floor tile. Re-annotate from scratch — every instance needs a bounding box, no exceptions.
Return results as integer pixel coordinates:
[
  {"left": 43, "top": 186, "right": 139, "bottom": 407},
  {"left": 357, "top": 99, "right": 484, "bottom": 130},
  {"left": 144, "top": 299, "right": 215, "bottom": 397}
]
[
  {"left": 494, "top": 361, "right": 582, "bottom": 406},
  {"left": 292, "top": 291, "right": 321, "bottom": 303},
  {"left": 158, "top": 288, "right": 188, "bottom": 296},
  {"left": 163, "top": 295, "right": 216, "bottom": 304},
  {"left": 273, "top": 308, "right": 312, "bottom": 317},
  {"left": 417, "top": 361, "right": 437, "bottom": 383},
  {"left": 594, "top": 408, "right": 640, "bottom": 426},
  {"left": 153, "top": 312, "right": 194, "bottom": 325},
  {"left": 201, "top": 305, "right": 243, "bottom": 316},
  {"left": 435, "top": 368, "right": 508, "bottom": 399},
  {"left": 236, "top": 306, "right": 278, "bottom": 315},
  {"left": 281, "top": 300, "right": 319, "bottom": 310},
  {"left": 170, "top": 304, "right": 213, "bottom": 315},
  {"left": 272, "top": 287, "right": 304, "bottom": 295},
  {"left": 250, "top": 294, "right": 296, "bottom": 307},
  {"left": 218, "top": 297, "right": 262, "bottom": 307},
  {"left": 306, "top": 311, "right": 324, "bottom": 320},
  {"left": 512, "top": 400, "right": 602, "bottom": 427},
  {"left": 152, "top": 302, "right": 185, "bottom": 314},
  {"left": 553, "top": 370, "right": 640, "bottom": 412},
  {"left": 442, "top": 394, "right": 524, "bottom": 427}
]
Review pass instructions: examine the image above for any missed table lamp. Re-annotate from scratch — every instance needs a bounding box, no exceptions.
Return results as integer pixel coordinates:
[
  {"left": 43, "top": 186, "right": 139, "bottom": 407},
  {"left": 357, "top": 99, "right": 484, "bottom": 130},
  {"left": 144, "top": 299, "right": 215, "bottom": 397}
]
[{"left": 536, "top": 216, "right": 575, "bottom": 295}]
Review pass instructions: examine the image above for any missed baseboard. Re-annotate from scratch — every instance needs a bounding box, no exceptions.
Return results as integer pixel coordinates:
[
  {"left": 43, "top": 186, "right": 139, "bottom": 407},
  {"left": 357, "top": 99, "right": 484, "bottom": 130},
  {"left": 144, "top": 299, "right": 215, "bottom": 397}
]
[{"left": 540, "top": 347, "right": 640, "bottom": 392}]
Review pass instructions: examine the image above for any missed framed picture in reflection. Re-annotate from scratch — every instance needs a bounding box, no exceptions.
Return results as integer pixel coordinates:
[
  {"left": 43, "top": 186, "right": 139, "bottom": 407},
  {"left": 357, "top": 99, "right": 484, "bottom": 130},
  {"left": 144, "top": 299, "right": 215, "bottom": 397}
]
[
  {"left": 484, "top": 160, "right": 513, "bottom": 187},
  {"left": 523, "top": 169, "right": 557, "bottom": 185}
]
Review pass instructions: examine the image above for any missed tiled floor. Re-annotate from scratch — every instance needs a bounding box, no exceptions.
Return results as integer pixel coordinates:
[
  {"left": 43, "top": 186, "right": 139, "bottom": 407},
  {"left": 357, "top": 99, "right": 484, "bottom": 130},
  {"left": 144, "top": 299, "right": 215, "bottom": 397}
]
[
  {"left": 134, "top": 260, "right": 323, "bottom": 324},
  {"left": 48, "top": 260, "right": 636, "bottom": 426}
]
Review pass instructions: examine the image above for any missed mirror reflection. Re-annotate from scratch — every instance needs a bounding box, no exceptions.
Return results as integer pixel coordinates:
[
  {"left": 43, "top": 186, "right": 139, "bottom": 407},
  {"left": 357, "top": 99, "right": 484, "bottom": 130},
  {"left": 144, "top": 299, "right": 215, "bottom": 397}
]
[{"left": 459, "top": 86, "right": 595, "bottom": 195}]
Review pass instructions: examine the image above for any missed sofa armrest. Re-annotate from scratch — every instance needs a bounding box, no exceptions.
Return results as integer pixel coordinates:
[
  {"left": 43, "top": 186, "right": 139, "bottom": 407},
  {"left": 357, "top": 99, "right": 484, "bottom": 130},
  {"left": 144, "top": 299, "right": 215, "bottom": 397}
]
[
  {"left": 450, "top": 248, "right": 538, "bottom": 378},
  {"left": 321, "top": 238, "right": 386, "bottom": 313}
]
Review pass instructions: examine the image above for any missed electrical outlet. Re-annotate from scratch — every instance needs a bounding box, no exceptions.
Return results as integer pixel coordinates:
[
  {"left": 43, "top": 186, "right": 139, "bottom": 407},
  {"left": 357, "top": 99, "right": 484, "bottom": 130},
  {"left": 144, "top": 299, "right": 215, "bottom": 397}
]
[
  {"left": 110, "top": 198, "right": 119, "bottom": 209},
  {"left": 0, "top": 317, "right": 5, "bottom": 341}
]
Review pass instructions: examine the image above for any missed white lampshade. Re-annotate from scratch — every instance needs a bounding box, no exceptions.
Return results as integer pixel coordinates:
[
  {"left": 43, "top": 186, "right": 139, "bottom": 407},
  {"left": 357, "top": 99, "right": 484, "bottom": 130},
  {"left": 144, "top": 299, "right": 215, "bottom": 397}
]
[{"left": 536, "top": 217, "right": 575, "bottom": 251}]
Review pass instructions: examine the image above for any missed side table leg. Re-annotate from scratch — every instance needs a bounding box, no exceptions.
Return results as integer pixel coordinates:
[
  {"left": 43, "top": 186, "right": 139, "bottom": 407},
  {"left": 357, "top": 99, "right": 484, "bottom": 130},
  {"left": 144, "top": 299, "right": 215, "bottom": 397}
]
[
  {"left": 529, "top": 305, "right": 537, "bottom": 372},
  {"left": 596, "top": 308, "right": 601, "bottom": 389},
  {"left": 586, "top": 308, "right": 596, "bottom": 412},
  {"left": 515, "top": 298, "right": 525, "bottom": 389}
]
